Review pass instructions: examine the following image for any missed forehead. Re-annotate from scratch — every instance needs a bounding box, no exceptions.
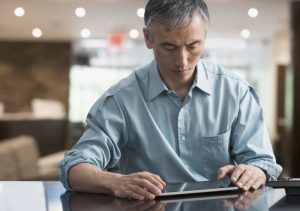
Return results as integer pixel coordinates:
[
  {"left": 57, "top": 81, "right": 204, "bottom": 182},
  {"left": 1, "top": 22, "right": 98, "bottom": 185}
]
[{"left": 152, "top": 15, "right": 206, "bottom": 42}]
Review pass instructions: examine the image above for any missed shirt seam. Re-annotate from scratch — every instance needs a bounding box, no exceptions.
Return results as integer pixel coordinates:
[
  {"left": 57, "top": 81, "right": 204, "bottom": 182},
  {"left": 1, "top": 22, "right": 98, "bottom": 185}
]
[
  {"left": 106, "top": 71, "right": 139, "bottom": 97},
  {"left": 205, "top": 67, "right": 250, "bottom": 88}
]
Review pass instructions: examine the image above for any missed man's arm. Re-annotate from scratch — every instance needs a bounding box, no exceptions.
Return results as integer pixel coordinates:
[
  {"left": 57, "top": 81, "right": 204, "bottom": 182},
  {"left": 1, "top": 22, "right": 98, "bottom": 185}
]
[
  {"left": 60, "top": 93, "right": 165, "bottom": 200},
  {"left": 217, "top": 85, "right": 281, "bottom": 190},
  {"left": 68, "top": 163, "right": 165, "bottom": 200}
]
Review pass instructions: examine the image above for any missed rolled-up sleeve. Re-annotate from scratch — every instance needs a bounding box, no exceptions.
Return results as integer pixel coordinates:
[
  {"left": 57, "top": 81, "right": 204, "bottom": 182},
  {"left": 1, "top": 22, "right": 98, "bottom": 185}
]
[
  {"left": 231, "top": 85, "right": 282, "bottom": 180},
  {"left": 59, "top": 92, "right": 127, "bottom": 190}
]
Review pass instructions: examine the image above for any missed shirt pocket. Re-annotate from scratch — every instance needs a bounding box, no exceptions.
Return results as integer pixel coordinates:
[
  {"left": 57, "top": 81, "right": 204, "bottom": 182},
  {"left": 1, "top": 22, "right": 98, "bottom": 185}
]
[{"left": 190, "top": 129, "right": 232, "bottom": 175}]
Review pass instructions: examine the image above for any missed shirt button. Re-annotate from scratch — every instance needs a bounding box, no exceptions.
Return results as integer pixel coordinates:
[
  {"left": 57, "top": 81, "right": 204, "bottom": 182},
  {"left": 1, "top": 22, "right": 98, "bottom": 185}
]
[{"left": 182, "top": 135, "right": 186, "bottom": 141}]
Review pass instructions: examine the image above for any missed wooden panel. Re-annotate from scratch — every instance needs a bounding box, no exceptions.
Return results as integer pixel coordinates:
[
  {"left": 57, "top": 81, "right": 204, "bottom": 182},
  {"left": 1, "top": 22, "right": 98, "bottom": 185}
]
[{"left": 0, "top": 41, "right": 71, "bottom": 113}]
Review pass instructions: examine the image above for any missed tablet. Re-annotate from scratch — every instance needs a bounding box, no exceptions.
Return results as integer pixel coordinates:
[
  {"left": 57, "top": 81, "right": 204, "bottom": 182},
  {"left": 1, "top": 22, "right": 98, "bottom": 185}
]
[
  {"left": 157, "top": 191, "right": 239, "bottom": 203},
  {"left": 157, "top": 179, "right": 239, "bottom": 198},
  {"left": 267, "top": 179, "right": 300, "bottom": 188},
  {"left": 267, "top": 179, "right": 300, "bottom": 195}
]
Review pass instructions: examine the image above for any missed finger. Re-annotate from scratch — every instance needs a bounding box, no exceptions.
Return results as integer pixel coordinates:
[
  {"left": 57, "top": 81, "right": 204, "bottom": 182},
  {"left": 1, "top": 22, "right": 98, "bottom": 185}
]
[
  {"left": 131, "top": 184, "right": 156, "bottom": 200},
  {"left": 150, "top": 173, "right": 166, "bottom": 187},
  {"left": 136, "top": 172, "right": 164, "bottom": 191},
  {"left": 237, "top": 168, "right": 258, "bottom": 191},
  {"left": 239, "top": 166, "right": 266, "bottom": 190},
  {"left": 217, "top": 165, "right": 235, "bottom": 180},
  {"left": 231, "top": 164, "right": 247, "bottom": 185},
  {"left": 144, "top": 172, "right": 166, "bottom": 189},
  {"left": 236, "top": 171, "right": 253, "bottom": 190},
  {"left": 135, "top": 179, "right": 162, "bottom": 196},
  {"left": 117, "top": 183, "right": 155, "bottom": 200},
  {"left": 243, "top": 173, "right": 259, "bottom": 191},
  {"left": 121, "top": 189, "right": 145, "bottom": 200},
  {"left": 251, "top": 176, "right": 266, "bottom": 190}
]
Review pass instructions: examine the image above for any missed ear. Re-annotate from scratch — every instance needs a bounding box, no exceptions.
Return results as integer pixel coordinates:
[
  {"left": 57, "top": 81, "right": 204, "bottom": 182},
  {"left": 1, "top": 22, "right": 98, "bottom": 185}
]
[{"left": 143, "top": 27, "right": 153, "bottom": 49}]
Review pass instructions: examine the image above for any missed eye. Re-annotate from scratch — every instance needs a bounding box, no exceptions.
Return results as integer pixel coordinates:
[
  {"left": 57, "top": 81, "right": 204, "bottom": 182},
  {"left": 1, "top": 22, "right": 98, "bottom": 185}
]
[
  {"left": 162, "top": 44, "right": 177, "bottom": 51},
  {"left": 187, "top": 43, "right": 200, "bottom": 50}
]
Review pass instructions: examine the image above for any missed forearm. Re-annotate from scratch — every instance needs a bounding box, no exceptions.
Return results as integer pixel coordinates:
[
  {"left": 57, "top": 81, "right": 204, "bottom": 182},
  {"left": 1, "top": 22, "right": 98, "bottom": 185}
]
[
  {"left": 68, "top": 163, "right": 119, "bottom": 194},
  {"left": 67, "top": 163, "right": 165, "bottom": 200}
]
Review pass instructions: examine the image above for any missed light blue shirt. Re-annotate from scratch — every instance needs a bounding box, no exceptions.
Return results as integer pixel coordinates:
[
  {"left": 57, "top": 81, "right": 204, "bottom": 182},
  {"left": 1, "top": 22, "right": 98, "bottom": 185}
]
[{"left": 60, "top": 60, "right": 282, "bottom": 190}]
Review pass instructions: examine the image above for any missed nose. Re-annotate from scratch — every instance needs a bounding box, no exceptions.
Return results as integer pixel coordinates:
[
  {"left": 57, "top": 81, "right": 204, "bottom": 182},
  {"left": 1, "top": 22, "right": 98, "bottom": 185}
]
[{"left": 175, "top": 48, "right": 189, "bottom": 70}]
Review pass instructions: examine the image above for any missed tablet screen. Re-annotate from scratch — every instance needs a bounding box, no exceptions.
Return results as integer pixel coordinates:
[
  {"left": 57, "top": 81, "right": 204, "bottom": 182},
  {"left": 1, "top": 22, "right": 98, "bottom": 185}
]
[{"left": 158, "top": 179, "right": 238, "bottom": 198}]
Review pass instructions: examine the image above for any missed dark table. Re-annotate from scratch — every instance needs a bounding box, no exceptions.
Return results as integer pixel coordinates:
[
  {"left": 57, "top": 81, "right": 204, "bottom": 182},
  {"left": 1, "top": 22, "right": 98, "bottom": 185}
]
[{"left": 0, "top": 181, "right": 298, "bottom": 211}]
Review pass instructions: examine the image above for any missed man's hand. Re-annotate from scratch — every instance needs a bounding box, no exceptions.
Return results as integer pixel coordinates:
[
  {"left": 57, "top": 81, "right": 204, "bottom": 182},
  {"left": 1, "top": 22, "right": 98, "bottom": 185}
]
[
  {"left": 107, "top": 171, "right": 166, "bottom": 200},
  {"left": 217, "top": 164, "right": 266, "bottom": 191}
]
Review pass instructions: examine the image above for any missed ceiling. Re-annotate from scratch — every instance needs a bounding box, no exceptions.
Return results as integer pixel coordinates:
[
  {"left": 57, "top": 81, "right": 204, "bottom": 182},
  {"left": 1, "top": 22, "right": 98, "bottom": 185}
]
[{"left": 0, "top": 0, "right": 294, "bottom": 41}]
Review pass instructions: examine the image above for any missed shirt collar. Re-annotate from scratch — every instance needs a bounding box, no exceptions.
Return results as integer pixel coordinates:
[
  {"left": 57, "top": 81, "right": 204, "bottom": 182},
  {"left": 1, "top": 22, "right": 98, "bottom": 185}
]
[
  {"left": 148, "top": 60, "right": 168, "bottom": 101},
  {"left": 147, "top": 60, "right": 212, "bottom": 101},
  {"left": 193, "top": 61, "right": 212, "bottom": 95}
]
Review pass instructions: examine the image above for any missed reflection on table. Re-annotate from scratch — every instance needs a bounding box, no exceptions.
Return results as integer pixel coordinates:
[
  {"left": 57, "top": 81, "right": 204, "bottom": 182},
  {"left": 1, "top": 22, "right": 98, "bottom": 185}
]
[
  {"left": 0, "top": 181, "right": 291, "bottom": 211},
  {"left": 60, "top": 187, "right": 282, "bottom": 211}
]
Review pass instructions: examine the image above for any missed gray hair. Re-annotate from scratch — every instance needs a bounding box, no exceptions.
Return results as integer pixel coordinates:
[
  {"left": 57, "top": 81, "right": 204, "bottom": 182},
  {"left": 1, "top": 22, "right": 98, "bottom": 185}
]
[{"left": 144, "top": 0, "right": 210, "bottom": 35}]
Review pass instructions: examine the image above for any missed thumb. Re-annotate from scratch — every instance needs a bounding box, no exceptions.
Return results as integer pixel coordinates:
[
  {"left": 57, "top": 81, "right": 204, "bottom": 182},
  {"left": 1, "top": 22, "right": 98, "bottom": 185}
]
[{"left": 218, "top": 165, "right": 235, "bottom": 180}]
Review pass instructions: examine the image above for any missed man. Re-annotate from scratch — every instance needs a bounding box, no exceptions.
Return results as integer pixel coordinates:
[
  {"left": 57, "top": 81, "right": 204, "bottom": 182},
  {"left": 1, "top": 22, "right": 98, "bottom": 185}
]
[{"left": 60, "top": 0, "right": 282, "bottom": 200}]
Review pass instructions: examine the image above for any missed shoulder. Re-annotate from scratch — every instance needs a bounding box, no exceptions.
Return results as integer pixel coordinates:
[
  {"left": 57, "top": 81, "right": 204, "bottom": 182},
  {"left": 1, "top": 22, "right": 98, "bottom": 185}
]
[
  {"left": 200, "top": 60, "right": 253, "bottom": 94},
  {"left": 92, "top": 63, "right": 151, "bottom": 108},
  {"left": 105, "top": 63, "right": 150, "bottom": 96},
  {"left": 200, "top": 60, "right": 249, "bottom": 87},
  {"left": 200, "top": 60, "right": 259, "bottom": 102},
  {"left": 105, "top": 72, "right": 137, "bottom": 96}
]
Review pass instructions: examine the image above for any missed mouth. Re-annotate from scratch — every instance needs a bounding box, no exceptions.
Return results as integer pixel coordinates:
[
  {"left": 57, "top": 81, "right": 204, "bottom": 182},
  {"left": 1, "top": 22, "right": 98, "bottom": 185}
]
[{"left": 173, "top": 68, "right": 192, "bottom": 73}]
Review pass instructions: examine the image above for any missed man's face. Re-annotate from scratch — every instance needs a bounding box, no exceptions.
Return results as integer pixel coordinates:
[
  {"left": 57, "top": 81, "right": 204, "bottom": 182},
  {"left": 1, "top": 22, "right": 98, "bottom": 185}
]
[{"left": 144, "top": 15, "right": 206, "bottom": 85}]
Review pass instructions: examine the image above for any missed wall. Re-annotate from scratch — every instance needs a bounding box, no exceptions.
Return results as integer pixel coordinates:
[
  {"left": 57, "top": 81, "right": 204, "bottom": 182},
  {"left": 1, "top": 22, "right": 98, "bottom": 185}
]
[{"left": 0, "top": 41, "right": 71, "bottom": 113}]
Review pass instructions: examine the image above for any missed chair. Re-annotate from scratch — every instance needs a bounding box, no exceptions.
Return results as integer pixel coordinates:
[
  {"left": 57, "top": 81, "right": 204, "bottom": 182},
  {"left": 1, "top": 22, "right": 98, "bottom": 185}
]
[{"left": 0, "top": 135, "right": 65, "bottom": 180}]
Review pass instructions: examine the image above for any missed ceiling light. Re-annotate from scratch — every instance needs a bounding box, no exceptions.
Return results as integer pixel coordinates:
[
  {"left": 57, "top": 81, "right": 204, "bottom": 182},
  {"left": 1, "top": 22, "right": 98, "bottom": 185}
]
[
  {"left": 129, "top": 29, "right": 139, "bottom": 39},
  {"left": 32, "top": 28, "right": 42, "bottom": 38},
  {"left": 136, "top": 8, "right": 145, "bottom": 18},
  {"left": 240, "top": 29, "right": 250, "bottom": 39},
  {"left": 81, "top": 28, "right": 91, "bottom": 38},
  {"left": 75, "top": 7, "right": 86, "bottom": 18},
  {"left": 248, "top": 8, "right": 259, "bottom": 18},
  {"left": 14, "top": 7, "right": 25, "bottom": 17}
]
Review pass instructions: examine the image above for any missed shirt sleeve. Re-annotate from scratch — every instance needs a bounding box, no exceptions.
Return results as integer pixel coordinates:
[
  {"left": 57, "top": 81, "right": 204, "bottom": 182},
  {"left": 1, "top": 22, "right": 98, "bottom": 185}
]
[
  {"left": 59, "top": 92, "right": 127, "bottom": 190},
  {"left": 231, "top": 85, "right": 282, "bottom": 180}
]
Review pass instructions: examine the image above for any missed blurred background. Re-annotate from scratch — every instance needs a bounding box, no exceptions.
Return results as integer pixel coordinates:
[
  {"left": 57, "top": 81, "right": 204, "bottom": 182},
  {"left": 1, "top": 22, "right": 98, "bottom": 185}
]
[{"left": 0, "top": 0, "right": 299, "bottom": 180}]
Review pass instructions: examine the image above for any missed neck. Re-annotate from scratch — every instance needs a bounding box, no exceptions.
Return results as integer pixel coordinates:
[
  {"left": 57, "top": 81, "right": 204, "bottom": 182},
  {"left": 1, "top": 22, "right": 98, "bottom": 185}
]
[{"left": 162, "top": 71, "right": 196, "bottom": 100}]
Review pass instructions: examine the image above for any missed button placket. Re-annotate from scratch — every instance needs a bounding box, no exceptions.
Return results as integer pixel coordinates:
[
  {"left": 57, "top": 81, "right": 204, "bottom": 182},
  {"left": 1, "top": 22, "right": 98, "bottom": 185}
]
[{"left": 177, "top": 106, "right": 187, "bottom": 145}]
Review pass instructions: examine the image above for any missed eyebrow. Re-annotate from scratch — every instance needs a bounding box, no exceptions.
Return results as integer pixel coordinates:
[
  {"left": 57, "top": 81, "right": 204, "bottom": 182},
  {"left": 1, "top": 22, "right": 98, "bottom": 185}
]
[
  {"left": 160, "top": 42, "right": 176, "bottom": 47},
  {"left": 160, "top": 39, "right": 202, "bottom": 47},
  {"left": 187, "top": 40, "right": 202, "bottom": 45}
]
